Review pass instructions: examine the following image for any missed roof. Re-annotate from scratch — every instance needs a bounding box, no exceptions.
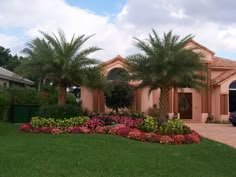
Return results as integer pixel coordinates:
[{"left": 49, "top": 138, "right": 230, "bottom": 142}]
[
  {"left": 0, "top": 67, "right": 34, "bottom": 85},
  {"left": 100, "top": 55, "right": 126, "bottom": 67},
  {"left": 212, "top": 56, "right": 236, "bottom": 68},
  {"left": 212, "top": 69, "right": 236, "bottom": 85},
  {"left": 189, "top": 40, "right": 215, "bottom": 55}
]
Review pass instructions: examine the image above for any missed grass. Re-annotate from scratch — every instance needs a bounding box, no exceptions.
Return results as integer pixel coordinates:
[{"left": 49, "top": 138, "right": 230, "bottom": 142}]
[{"left": 0, "top": 122, "right": 236, "bottom": 177}]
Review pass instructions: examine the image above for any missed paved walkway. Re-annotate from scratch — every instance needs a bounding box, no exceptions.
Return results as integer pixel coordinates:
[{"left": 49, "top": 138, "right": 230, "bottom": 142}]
[{"left": 185, "top": 123, "right": 236, "bottom": 148}]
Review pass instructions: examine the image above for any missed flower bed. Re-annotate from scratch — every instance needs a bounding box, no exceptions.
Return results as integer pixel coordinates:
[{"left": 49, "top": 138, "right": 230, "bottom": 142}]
[{"left": 19, "top": 116, "right": 201, "bottom": 144}]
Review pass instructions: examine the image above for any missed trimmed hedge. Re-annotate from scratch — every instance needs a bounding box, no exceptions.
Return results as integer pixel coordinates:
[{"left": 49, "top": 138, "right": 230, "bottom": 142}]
[{"left": 36, "top": 104, "right": 82, "bottom": 119}]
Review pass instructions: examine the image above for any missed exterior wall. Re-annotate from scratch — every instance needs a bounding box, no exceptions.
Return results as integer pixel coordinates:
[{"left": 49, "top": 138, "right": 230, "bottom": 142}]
[
  {"left": 211, "top": 70, "right": 224, "bottom": 79},
  {"left": 185, "top": 42, "right": 213, "bottom": 63},
  {"left": 102, "top": 61, "right": 127, "bottom": 75},
  {"left": 80, "top": 86, "right": 93, "bottom": 111},
  {"left": 0, "top": 79, "right": 9, "bottom": 88},
  {"left": 140, "top": 87, "right": 153, "bottom": 113},
  {"left": 80, "top": 52, "right": 236, "bottom": 123},
  {"left": 220, "top": 77, "right": 236, "bottom": 93},
  {"left": 212, "top": 86, "right": 221, "bottom": 120},
  {"left": 219, "top": 76, "right": 236, "bottom": 118},
  {"left": 152, "top": 89, "right": 160, "bottom": 107}
]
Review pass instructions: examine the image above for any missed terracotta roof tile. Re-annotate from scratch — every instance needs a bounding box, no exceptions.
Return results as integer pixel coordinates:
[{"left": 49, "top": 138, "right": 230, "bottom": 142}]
[
  {"left": 212, "top": 56, "right": 236, "bottom": 68},
  {"left": 212, "top": 69, "right": 236, "bottom": 85}
]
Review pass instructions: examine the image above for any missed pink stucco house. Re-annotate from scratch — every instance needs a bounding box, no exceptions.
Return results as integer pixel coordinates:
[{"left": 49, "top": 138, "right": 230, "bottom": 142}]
[{"left": 81, "top": 40, "right": 236, "bottom": 123}]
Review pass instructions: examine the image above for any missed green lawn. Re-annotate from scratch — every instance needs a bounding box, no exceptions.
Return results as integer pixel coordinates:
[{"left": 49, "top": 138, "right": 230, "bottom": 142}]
[{"left": 0, "top": 122, "right": 236, "bottom": 177}]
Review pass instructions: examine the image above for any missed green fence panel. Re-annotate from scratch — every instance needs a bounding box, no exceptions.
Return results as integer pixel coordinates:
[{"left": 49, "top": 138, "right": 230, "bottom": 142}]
[{"left": 11, "top": 105, "right": 39, "bottom": 123}]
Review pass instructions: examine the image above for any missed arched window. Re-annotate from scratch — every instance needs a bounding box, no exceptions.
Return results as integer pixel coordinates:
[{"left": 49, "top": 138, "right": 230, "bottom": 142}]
[
  {"left": 229, "top": 81, "right": 236, "bottom": 90},
  {"left": 107, "top": 68, "right": 128, "bottom": 81}
]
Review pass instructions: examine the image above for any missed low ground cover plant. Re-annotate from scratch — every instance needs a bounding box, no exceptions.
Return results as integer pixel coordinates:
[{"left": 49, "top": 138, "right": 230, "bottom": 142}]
[
  {"left": 31, "top": 116, "right": 89, "bottom": 129},
  {"left": 19, "top": 114, "right": 201, "bottom": 145}
]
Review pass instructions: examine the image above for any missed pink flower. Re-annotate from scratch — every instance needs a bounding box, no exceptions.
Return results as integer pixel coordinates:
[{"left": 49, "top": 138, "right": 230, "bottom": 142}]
[
  {"left": 160, "top": 135, "right": 173, "bottom": 144},
  {"left": 41, "top": 127, "right": 53, "bottom": 133},
  {"left": 80, "top": 126, "right": 90, "bottom": 133},
  {"left": 116, "top": 127, "right": 131, "bottom": 137},
  {"left": 51, "top": 128, "right": 63, "bottom": 134},
  {"left": 19, "top": 123, "right": 32, "bottom": 133},
  {"left": 84, "top": 118, "right": 105, "bottom": 130}
]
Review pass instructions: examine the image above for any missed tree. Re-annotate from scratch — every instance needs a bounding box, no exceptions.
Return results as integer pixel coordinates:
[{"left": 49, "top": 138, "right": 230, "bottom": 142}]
[
  {"left": 105, "top": 81, "right": 134, "bottom": 113},
  {"left": 127, "top": 30, "right": 206, "bottom": 119},
  {"left": 0, "top": 46, "right": 11, "bottom": 67},
  {"left": 0, "top": 46, "right": 21, "bottom": 71},
  {"left": 19, "top": 29, "right": 101, "bottom": 104}
]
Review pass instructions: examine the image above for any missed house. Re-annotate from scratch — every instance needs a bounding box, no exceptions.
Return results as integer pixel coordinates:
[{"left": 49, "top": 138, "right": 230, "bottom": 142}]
[
  {"left": 81, "top": 40, "right": 236, "bottom": 122},
  {"left": 0, "top": 67, "right": 34, "bottom": 88}
]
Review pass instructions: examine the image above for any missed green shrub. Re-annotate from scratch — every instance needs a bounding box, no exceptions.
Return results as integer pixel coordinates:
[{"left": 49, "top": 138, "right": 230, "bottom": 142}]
[
  {"left": 65, "top": 93, "right": 77, "bottom": 104},
  {"left": 0, "top": 89, "right": 10, "bottom": 120},
  {"left": 36, "top": 104, "right": 82, "bottom": 119},
  {"left": 7, "top": 86, "right": 40, "bottom": 105},
  {"left": 31, "top": 116, "right": 89, "bottom": 129},
  {"left": 38, "top": 91, "right": 57, "bottom": 105},
  {"left": 105, "top": 81, "right": 134, "bottom": 112},
  {"left": 39, "top": 90, "right": 77, "bottom": 105},
  {"left": 157, "top": 118, "right": 191, "bottom": 135},
  {"left": 138, "top": 116, "right": 157, "bottom": 132}
]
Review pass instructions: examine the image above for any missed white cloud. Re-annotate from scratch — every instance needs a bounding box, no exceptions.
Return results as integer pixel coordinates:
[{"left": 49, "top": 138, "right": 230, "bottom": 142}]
[
  {"left": 0, "top": 33, "right": 24, "bottom": 54},
  {"left": 1, "top": 0, "right": 236, "bottom": 60},
  {"left": 117, "top": 0, "right": 236, "bottom": 59},
  {"left": 0, "top": 0, "right": 133, "bottom": 60}
]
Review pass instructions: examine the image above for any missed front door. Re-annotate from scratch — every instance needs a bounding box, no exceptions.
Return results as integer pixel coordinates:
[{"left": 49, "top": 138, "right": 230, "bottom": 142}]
[{"left": 178, "top": 93, "right": 192, "bottom": 119}]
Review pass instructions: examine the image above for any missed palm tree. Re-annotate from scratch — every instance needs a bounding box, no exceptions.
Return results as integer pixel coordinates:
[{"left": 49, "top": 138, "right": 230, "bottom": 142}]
[
  {"left": 127, "top": 30, "right": 206, "bottom": 119},
  {"left": 19, "top": 29, "right": 101, "bottom": 104}
]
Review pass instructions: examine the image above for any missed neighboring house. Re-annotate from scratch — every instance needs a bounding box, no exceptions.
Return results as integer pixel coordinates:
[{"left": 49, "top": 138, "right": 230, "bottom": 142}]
[
  {"left": 0, "top": 67, "right": 34, "bottom": 88},
  {"left": 81, "top": 40, "right": 236, "bottom": 122}
]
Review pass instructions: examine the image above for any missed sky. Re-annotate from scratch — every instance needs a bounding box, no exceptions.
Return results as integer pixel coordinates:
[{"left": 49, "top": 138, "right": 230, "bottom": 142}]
[{"left": 1, "top": 0, "right": 236, "bottom": 61}]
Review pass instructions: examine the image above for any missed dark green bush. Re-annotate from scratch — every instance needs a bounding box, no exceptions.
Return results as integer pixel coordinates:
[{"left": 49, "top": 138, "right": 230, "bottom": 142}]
[
  {"left": 0, "top": 89, "right": 10, "bottom": 120},
  {"left": 36, "top": 104, "right": 82, "bottom": 119},
  {"left": 39, "top": 90, "right": 77, "bottom": 105},
  {"left": 65, "top": 93, "right": 77, "bottom": 104},
  {"left": 8, "top": 86, "right": 40, "bottom": 105},
  {"left": 38, "top": 91, "right": 57, "bottom": 105},
  {"left": 105, "top": 81, "right": 134, "bottom": 112}
]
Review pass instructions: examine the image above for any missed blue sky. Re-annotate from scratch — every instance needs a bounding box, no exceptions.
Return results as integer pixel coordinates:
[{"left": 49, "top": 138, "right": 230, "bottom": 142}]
[
  {"left": 66, "top": 0, "right": 127, "bottom": 16},
  {"left": 1, "top": 0, "right": 236, "bottom": 61}
]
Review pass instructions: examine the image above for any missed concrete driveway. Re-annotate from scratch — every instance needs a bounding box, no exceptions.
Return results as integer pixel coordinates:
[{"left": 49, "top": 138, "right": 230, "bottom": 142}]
[{"left": 185, "top": 123, "right": 236, "bottom": 148}]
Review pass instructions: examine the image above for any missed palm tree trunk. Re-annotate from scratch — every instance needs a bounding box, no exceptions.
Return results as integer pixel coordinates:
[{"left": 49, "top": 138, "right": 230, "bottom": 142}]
[
  {"left": 58, "top": 84, "right": 66, "bottom": 105},
  {"left": 159, "top": 87, "right": 170, "bottom": 120}
]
